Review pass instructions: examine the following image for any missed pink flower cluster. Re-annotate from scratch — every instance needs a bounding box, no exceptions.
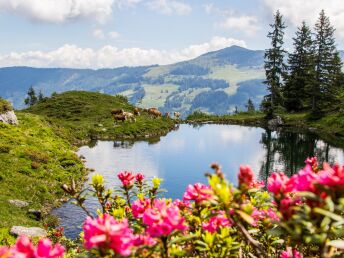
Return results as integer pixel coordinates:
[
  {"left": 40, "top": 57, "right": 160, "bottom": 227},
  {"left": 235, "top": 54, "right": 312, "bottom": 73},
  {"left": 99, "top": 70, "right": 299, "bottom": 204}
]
[
  {"left": 0, "top": 236, "right": 64, "bottom": 258},
  {"left": 202, "top": 211, "right": 232, "bottom": 233},
  {"left": 183, "top": 183, "right": 213, "bottom": 203},
  {"left": 118, "top": 171, "right": 145, "bottom": 188},
  {"left": 238, "top": 165, "right": 264, "bottom": 189},
  {"left": 251, "top": 208, "right": 280, "bottom": 226},
  {"left": 142, "top": 199, "right": 188, "bottom": 237},
  {"left": 83, "top": 214, "right": 134, "bottom": 256},
  {"left": 267, "top": 157, "right": 344, "bottom": 218},
  {"left": 132, "top": 198, "right": 151, "bottom": 218},
  {"left": 280, "top": 248, "right": 302, "bottom": 258},
  {"left": 268, "top": 158, "right": 344, "bottom": 197}
]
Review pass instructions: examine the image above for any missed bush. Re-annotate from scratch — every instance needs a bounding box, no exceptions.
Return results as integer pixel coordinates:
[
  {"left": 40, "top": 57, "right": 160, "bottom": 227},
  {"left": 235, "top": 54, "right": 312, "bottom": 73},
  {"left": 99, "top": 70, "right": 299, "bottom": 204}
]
[
  {"left": 0, "top": 145, "right": 10, "bottom": 154},
  {"left": 0, "top": 98, "right": 12, "bottom": 113},
  {"left": 2, "top": 157, "right": 344, "bottom": 258}
]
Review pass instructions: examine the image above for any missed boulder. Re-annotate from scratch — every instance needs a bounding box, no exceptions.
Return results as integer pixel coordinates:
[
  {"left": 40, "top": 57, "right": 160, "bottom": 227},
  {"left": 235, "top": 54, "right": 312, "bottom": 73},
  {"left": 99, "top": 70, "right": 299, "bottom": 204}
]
[
  {"left": 8, "top": 199, "right": 29, "bottom": 208},
  {"left": 268, "top": 115, "right": 284, "bottom": 127},
  {"left": 10, "top": 226, "right": 47, "bottom": 238},
  {"left": 0, "top": 110, "right": 18, "bottom": 125}
]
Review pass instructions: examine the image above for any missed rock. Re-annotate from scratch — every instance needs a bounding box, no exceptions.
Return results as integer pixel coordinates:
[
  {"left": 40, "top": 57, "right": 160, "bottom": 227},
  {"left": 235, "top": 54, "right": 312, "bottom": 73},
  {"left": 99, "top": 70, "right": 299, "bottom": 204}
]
[
  {"left": 8, "top": 199, "right": 29, "bottom": 208},
  {"left": 28, "top": 209, "right": 42, "bottom": 221},
  {"left": 0, "top": 110, "right": 18, "bottom": 125},
  {"left": 10, "top": 226, "right": 47, "bottom": 238},
  {"left": 268, "top": 116, "right": 284, "bottom": 127}
]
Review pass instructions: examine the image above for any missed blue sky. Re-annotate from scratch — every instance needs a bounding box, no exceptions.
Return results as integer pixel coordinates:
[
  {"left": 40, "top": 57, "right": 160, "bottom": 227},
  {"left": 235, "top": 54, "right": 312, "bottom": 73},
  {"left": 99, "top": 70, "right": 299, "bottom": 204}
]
[{"left": 0, "top": 0, "right": 343, "bottom": 68}]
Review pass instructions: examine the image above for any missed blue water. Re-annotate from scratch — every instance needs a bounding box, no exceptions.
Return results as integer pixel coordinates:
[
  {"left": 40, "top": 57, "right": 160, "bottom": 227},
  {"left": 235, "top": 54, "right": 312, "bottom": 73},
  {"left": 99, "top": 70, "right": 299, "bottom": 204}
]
[{"left": 53, "top": 124, "right": 344, "bottom": 238}]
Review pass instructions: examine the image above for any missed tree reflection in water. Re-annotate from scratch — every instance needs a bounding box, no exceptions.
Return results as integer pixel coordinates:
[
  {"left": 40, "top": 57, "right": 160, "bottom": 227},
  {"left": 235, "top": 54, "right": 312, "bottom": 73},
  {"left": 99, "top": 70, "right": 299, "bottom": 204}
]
[{"left": 259, "top": 129, "right": 338, "bottom": 183}]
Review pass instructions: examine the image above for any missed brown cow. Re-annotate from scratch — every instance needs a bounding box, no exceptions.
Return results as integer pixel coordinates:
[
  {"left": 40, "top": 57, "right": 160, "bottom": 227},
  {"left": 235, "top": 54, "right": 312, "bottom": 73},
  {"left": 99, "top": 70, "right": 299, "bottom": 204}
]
[
  {"left": 164, "top": 112, "right": 170, "bottom": 118},
  {"left": 147, "top": 108, "right": 162, "bottom": 118},
  {"left": 113, "top": 114, "right": 126, "bottom": 122},
  {"left": 111, "top": 109, "right": 124, "bottom": 115},
  {"left": 133, "top": 107, "right": 140, "bottom": 116}
]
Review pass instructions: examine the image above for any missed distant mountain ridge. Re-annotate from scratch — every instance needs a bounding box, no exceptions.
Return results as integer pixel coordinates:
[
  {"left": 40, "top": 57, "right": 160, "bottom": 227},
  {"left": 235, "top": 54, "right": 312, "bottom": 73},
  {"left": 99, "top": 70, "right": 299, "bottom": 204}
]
[{"left": 0, "top": 46, "right": 342, "bottom": 115}]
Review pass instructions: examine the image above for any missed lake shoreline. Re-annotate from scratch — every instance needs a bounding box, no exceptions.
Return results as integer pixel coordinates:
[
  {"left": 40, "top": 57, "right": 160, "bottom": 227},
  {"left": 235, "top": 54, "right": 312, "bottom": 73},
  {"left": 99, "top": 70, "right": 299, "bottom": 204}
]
[{"left": 186, "top": 112, "right": 344, "bottom": 149}]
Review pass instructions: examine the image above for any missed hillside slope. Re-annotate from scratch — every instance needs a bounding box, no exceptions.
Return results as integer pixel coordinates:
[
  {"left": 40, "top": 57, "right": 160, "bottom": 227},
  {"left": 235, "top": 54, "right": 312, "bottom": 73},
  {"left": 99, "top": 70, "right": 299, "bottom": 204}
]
[
  {"left": 25, "top": 91, "right": 175, "bottom": 144},
  {"left": 0, "top": 112, "right": 85, "bottom": 232},
  {"left": 0, "top": 46, "right": 267, "bottom": 114}
]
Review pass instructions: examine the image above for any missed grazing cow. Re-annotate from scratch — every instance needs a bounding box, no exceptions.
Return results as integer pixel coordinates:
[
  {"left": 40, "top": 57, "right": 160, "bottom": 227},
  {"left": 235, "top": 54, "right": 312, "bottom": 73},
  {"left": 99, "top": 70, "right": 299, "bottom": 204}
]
[
  {"left": 113, "top": 114, "right": 126, "bottom": 122},
  {"left": 134, "top": 107, "right": 140, "bottom": 116},
  {"left": 174, "top": 112, "right": 181, "bottom": 120},
  {"left": 123, "top": 112, "right": 136, "bottom": 122},
  {"left": 111, "top": 109, "right": 124, "bottom": 115},
  {"left": 147, "top": 108, "right": 162, "bottom": 118},
  {"left": 164, "top": 112, "right": 170, "bottom": 118}
]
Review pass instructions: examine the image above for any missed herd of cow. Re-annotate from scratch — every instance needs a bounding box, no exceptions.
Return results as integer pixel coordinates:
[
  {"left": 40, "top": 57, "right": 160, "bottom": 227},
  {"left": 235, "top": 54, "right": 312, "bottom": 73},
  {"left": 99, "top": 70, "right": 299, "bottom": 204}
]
[{"left": 111, "top": 107, "right": 181, "bottom": 123}]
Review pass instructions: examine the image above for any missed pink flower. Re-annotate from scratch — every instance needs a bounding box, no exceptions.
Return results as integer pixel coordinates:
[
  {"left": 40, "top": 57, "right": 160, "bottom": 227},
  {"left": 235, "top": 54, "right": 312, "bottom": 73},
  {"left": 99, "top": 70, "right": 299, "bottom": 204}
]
[
  {"left": 317, "top": 163, "right": 344, "bottom": 186},
  {"left": 132, "top": 199, "right": 151, "bottom": 218},
  {"left": 183, "top": 183, "right": 213, "bottom": 203},
  {"left": 280, "top": 248, "right": 302, "bottom": 258},
  {"left": 287, "top": 165, "right": 318, "bottom": 192},
  {"left": 132, "top": 234, "right": 156, "bottom": 247},
  {"left": 35, "top": 239, "right": 65, "bottom": 258},
  {"left": 305, "top": 157, "right": 318, "bottom": 171},
  {"left": 238, "top": 165, "right": 254, "bottom": 187},
  {"left": 6, "top": 236, "right": 64, "bottom": 258},
  {"left": 9, "top": 236, "right": 35, "bottom": 258},
  {"left": 0, "top": 247, "right": 9, "bottom": 258},
  {"left": 118, "top": 171, "right": 135, "bottom": 188},
  {"left": 83, "top": 214, "right": 134, "bottom": 256},
  {"left": 173, "top": 199, "right": 191, "bottom": 210},
  {"left": 135, "top": 173, "right": 145, "bottom": 183},
  {"left": 202, "top": 211, "right": 231, "bottom": 233},
  {"left": 251, "top": 208, "right": 280, "bottom": 226},
  {"left": 142, "top": 199, "right": 188, "bottom": 237},
  {"left": 267, "top": 172, "right": 291, "bottom": 196}
]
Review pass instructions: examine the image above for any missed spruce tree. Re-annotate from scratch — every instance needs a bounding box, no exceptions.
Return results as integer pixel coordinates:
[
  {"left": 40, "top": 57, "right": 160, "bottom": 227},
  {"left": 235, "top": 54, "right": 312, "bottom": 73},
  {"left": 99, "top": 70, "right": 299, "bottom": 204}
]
[
  {"left": 284, "top": 21, "right": 315, "bottom": 111},
  {"left": 38, "top": 90, "right": 44, "bottom": 102},
  {"left": 246, "top": 98, "right": 255, "bottom": 113},
  {"left": 24, "top": 86, "right": 38, "bottom": 107},
  {"left": 264, "top": 10, "right": 287, "bottom": 116},
  {"left": 312, "top": 10, "right": 337, "bottom": 112}
]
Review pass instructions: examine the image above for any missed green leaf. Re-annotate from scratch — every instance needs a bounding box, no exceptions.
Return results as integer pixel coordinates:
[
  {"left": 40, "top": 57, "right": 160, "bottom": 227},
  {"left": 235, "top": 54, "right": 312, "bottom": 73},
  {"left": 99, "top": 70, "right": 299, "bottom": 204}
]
[
  {"left": 314, "top": 207, "right": 344, "bottom": 222},
  {"left": 236, "top": 210, "right": 254, "bottom": 225},
  {"left": 168, "top": 234, "right": 197, "bottom": 246}
]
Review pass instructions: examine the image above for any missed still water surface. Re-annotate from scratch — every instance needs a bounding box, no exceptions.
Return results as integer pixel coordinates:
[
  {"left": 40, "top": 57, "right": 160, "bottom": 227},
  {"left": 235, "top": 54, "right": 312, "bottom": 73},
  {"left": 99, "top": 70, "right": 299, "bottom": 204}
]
[{"left": 53, "top": 124, "right": 344, "bottom": 238}]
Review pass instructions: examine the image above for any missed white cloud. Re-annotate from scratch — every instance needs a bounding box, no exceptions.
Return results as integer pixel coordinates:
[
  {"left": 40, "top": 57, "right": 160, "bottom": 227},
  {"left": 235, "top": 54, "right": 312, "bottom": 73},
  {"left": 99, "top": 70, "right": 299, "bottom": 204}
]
[
  {"left": 0, "top": 36, "right": 246, "bottom": 68},
  {"left": 0, "top": 0, "right": 115, "bottom": 23},
  {"left": 264, "top": 0, "right": 344, "bottom": 39},
  {"left": 146, "top": 0, "right": 191, "bottom": 15},
  {"left": 217, "top": 15, "right": 260, "bottom": 36},
  {"left": 109, "top": 31, "right": 120, "bottom": 39},
  {"left": 93, "top": 29, "right": 105, "bottom": 39}
]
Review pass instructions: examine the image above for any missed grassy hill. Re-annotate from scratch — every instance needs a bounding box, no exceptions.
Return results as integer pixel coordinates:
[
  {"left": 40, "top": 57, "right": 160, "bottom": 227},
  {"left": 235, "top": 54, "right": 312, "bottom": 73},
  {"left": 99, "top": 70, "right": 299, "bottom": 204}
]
[
  {"left": 25, "top": 91, "right": 175, "bottom": 144},
  {"left": 0, "top": 112, "right": 85, "bottom": 239},
  {"left": 0, "top": 91, "right": 175, "bottom": 241}
]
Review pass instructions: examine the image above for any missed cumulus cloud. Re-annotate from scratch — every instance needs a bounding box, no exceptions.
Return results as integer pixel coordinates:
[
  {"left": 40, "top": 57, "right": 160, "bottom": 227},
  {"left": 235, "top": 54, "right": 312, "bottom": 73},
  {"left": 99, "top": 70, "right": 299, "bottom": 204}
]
[
  {"left": 146, "top": 0, "right": 191, "bottom": 15},
  {"left": 0, "top": 0, "right": 115, "bottom": 23},
  {"left": 217, "top": 15, "right": 260, "bottom": 36},
  {"left": 264, "top": 0, "right": 344, "bottom": 39},
  {"left": 0, "top": 36, "right": 246, "bottom": 68}
]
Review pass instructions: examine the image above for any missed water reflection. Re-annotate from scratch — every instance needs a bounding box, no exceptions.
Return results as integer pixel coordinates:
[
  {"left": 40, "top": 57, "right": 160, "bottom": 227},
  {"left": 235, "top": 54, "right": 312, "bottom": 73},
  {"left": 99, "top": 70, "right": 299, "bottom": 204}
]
[{"left": 54, "top": 124, "right": 344, "bottom": 238}]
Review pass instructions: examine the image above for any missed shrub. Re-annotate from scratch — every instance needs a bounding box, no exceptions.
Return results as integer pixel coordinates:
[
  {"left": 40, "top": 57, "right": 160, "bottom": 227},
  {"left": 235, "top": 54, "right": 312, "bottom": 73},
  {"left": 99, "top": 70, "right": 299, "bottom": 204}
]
[
  {"left": 2, "top": 157, "right": 344, "bottom": 258},
  {"left": 0, "top": 145, "right": 10, "bottom": 154},
  {"left": 0, "top": 98, "right": 12, "bottom": 113}
]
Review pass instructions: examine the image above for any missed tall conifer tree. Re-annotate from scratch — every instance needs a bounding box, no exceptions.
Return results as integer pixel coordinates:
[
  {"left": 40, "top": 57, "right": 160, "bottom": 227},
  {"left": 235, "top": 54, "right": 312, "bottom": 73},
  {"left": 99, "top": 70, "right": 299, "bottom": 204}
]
[
  {"left": 284, "top": 21, "right": 315, "bottom": 111},
  {"left": 312, "top": 10, "right": 337, "bottom": 112},
  {"left": 264, "top": 10, "right": 287, "bottom": 116}
]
